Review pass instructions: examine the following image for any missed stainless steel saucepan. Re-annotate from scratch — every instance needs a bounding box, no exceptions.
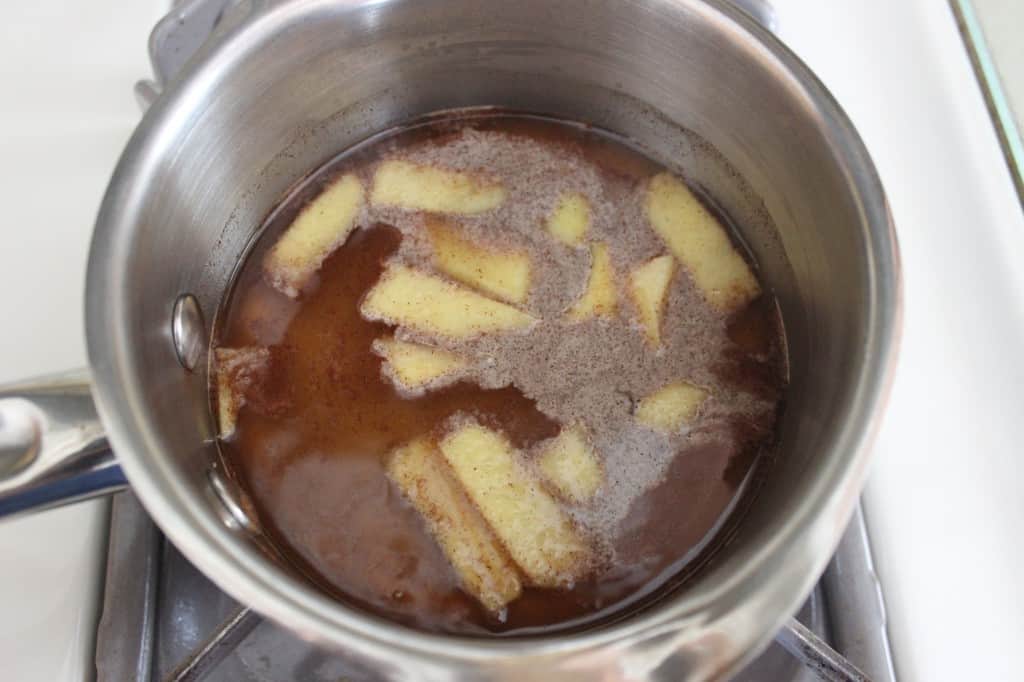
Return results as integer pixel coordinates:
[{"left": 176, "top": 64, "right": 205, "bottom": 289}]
[{"left": 0, "top": 0, "right": 900, "bottom": 678}]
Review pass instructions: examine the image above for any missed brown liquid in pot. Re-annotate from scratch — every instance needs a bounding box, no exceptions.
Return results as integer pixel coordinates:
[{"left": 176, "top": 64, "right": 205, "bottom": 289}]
[{"left": 214, "top": 115, "right": 787, "bottom": 635}]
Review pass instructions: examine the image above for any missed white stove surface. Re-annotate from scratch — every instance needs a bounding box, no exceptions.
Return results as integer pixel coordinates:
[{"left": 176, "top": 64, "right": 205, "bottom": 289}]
[
  {"left": 0, "top": 2, "right": 166, "bottom": 681},
  {"left": 771, "top": 1, "right": 1024, "bottom": 680},
  {"left": 1, "top": 1, "right": 1021, "bottom": 680}
]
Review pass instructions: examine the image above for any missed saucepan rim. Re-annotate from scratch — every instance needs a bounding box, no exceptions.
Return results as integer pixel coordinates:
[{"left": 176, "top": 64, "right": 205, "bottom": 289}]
[{"left": 84, "top": 0, "right": 901, "bottom": 672}]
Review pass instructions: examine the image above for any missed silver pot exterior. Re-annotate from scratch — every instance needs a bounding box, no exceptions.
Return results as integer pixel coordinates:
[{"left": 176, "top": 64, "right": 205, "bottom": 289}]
[{"left": 73, "top": 0, "right": 900, "bottom": 679}]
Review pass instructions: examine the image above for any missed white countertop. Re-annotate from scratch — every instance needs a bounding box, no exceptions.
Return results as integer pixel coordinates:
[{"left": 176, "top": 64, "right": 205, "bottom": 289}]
[
  {"left": 1, "top": 1, "right": 1021, "bottom": 680},
  {"left": 772, "top": 0, "right": 1024, "bottom": 680}
]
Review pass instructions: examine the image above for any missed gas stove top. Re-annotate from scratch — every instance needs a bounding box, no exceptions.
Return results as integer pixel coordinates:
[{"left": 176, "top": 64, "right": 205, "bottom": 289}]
[
  {"left": 7, "top": 0, "right": 1023, "bottom": 679},
  {"left": 95, "top": 492, "right": 894, "bottom": 681}
]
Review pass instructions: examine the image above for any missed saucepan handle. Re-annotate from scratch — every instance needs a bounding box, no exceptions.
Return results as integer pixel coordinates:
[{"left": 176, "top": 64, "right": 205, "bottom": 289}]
[
  {"left": 0, "top": 369, "right": 126, "bottom": 518},
  {"left": 0, "top": 0, "right": 245, "bottom": 520}
]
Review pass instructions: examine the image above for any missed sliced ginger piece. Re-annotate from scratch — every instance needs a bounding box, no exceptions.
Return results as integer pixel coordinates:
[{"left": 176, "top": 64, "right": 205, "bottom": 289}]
[
  {"left": 635, "top": 381, "right": 708, "bottom": 433},
  {"left": 360, "top": 264, "right": 536, "bottom": 340},
  {"left": 388, "top": 437, "right": 522, "bottom": 613},
  {"left": 645, "top": 172, "right": 760, "bottom": 310},
  {"left": 537, "top": 425, "right": 603, "bottom": 503},
  {"left": 263, "top": 174, "right": 364, "bottom": 297},
  {"left": 370, "top": 159, "right": 506, "bottom": 214},
  {"left": 372, "top": 336, "right": 466, "bottom": 392},
  {"left": 439, "top": 419, "right": 589, "bottom": 587},
  {"left": 546, "top": 192, "right": 591, "bottom": 246},
  {"left": 214, "top": 347, "right": 270, "bottom": 438},
  {"left": 426, "top": 218, "right": 531, "bottom": 304},
  {"left": 567, "top": 243, "right": 617, "bottom": 321},
  {"left": 629, "top": 254, "right": 675, "bottom": 346}
]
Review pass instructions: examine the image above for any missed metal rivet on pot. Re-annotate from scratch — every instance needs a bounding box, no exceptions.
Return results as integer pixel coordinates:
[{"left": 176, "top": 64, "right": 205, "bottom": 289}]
[
  {"left": 208, "top": 467, "right": 259, "bottom": 534},
  {"left": 172, "top": 294, "right": 205, "bottom": 372},
  {"left": 0, "top": 400, "right": 41, "bottom": 479}
]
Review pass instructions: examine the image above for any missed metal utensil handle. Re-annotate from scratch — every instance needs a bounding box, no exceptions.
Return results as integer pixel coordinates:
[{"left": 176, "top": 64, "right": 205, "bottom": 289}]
[{"left": 0, "top": 370, "right": 126, "bottom": 518}]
